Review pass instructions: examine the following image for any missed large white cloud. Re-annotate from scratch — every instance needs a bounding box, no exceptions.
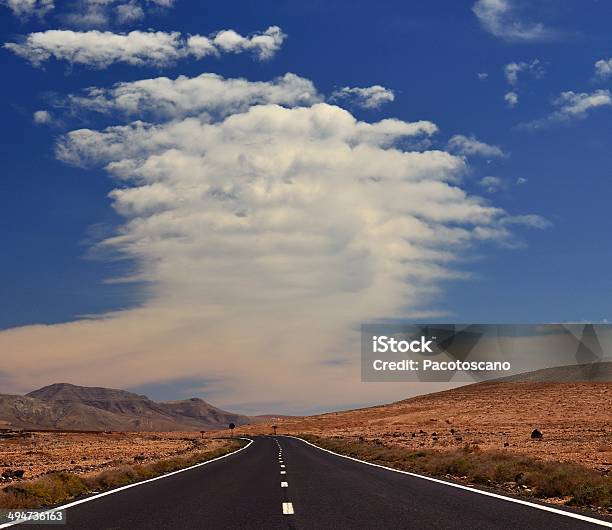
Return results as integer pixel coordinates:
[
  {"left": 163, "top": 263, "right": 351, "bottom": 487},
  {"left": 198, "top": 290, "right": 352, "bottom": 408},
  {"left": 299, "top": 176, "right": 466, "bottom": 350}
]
[
  {"left": 472, "top": 0, "right": 556, "bottom": 42},
  {"left": 0, "top": 73, "right": 546, "bottom": 412},
  {"left": 4, "top": 26, "right": 286, "bottom": 68}
]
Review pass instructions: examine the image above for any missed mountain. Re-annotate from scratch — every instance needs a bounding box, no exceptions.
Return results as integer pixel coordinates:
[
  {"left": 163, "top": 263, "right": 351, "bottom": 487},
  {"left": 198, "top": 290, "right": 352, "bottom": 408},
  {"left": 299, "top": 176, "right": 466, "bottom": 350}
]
[
  {"left": 0, "top": 383, "right": 252, "bottom": 432},
  {"left": 0, "top": 393, "right": 130, "bottom": 431},
  {"left": 158, "top": 398, "right": 250, "bottom": 426}
]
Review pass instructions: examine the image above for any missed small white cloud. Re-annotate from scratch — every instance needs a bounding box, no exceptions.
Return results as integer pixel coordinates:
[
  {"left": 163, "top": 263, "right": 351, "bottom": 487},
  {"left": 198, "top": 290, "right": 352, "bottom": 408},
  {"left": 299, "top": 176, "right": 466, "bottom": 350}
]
[
  {"left": 477, "top": 72, "right": 489, "bottom": 81},
  {"left": 447, "top": 134, "right": 506, "bottom": 158},
  {"left": 501, "top": 214, "right": 550, "bottom": 229},
  {"left": 33, "top": 109, "right": 52, "bottom": 124},
  {"left": 473, "top": 0, "right": 556, "bottom": 42},
  {"left": 1, "top": 0, "right": 53, "bottom": 19},
  {"left": 520, "top": 89, "right": 612, "bottom": 130},
  {"left": 554, "top": 90, "right": 612, "bottom": 118},
  {"left": 504, "top": 91, "right": 518, "bottom": 107},
  {"left": 62, "top": 0, "right": 173, "bottom": 29},
  {"left": 504, "top": 59, "right": 543, "bottom": 85},
  {"left": 4, "top": 26, "right": 286, "bottom": 68},
  {"left": 594, "top": 58, "right": 612, "bottom": 80},
  {"left": 194, "top": 25, "right": 286, "bottom": 61},
  {"left": 479, "top": 175, "right": 505, "bottom": 193},
  {"left": 116, "top": 2, "right": 144, "bottom": 25},
  {"left": 330, "top": 85, "right": 395, "bottom": 109},
  {"left": 504, "top": 63, "right": 522, "bottom": 85},
  {"left": 481, "top": 175, "right": 528, "bottom": 192}
]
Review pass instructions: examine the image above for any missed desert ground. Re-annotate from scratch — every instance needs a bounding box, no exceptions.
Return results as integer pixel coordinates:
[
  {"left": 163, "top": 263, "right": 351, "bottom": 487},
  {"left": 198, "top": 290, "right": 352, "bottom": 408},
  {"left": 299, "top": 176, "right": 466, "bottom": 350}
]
[
  {"left": 2, "top": 381, "right": 610, "bottom": 484},
  {"left": 0, "top": 431, "right": 233, "bottom": 482},
  {"left": 239, "top": 382, "right": 612, "bottom": 472}
]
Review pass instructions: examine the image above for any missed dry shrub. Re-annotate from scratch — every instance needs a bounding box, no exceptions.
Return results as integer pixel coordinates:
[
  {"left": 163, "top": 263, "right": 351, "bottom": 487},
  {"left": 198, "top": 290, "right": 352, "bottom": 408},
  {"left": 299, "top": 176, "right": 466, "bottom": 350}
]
[
  {"left": 0, "top": 439, "right": 243, "bottom": 509},
  {"left": 302, "top": 435, "right": 611, "bottom": 510},
  {"left": 0, "top": 473, "right": 88, "bottom": 508}
]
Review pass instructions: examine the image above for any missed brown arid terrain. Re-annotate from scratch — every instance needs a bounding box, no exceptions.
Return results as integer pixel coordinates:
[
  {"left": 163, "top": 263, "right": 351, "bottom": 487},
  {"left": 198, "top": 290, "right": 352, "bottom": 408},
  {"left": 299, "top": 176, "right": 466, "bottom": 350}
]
[
  {"left": 0, "top": 431, "right": 233, "bottom": 480},
  {"left": 239, "top": 377, "right": 612, "bottom": 515},
  {"left": 241, "top": 381, "right": 612, "bottom": 472},
  {"left": 0, "top": 432, "right": 242, "bottom": 509},
  {"left": 0, "top": 368, "right": 610, "bottom": 513}
]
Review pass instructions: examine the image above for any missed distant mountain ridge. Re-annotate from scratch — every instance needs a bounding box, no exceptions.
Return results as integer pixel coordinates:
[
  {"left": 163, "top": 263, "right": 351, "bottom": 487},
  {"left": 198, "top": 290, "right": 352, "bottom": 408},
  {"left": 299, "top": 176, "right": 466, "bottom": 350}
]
[{"left": 0, "top": 383, "right": 251, "bottom": 432}]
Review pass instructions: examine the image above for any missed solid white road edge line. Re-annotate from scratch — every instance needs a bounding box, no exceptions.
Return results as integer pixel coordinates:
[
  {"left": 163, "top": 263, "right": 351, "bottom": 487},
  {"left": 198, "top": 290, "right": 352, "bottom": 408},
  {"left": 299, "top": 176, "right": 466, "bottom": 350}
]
[
  {"left": 0, "top": 437, "right": 255, "bottom": 529},
  {"left": 282, "top": 502, "right": 295, "bottom": 515},
  {"left": 285, "top": 436, "right": 612, "bottom": 528}
]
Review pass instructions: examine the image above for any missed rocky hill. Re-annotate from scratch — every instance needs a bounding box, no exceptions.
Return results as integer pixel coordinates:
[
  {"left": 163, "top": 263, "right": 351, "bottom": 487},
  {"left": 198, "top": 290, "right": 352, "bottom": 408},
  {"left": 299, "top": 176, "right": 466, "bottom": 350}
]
[
  {"left": 0, "top": 383, "right": 251, "bottom": 432},
  {"left": 158, "top": 398, "right": 250, "bottom": 427},
  {"left": 242, "top": 366, "right": 612, "bottom": 471}
]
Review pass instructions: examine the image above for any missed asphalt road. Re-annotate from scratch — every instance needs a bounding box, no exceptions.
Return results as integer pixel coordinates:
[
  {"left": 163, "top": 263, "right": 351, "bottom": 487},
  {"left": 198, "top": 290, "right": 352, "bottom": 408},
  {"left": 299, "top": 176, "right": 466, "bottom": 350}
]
[{"left": 16, "top": 436, "right": 612, "bottom": 529}]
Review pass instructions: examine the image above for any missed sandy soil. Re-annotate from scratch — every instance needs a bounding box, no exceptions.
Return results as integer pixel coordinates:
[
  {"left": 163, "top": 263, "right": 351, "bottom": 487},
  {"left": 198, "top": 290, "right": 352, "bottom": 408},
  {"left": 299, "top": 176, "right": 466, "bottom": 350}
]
[
  {"left": 240, "top": 382, "right": 612, "bottom": 472},
  {"left": 0, "top": 431, "right": 230, "bottom": 482}
]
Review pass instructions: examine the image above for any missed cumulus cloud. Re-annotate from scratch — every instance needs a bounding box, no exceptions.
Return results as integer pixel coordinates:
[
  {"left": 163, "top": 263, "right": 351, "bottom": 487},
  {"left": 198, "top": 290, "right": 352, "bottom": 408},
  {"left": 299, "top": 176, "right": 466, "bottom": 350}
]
[
  {"left": 447, "top": 134, "right": 506, "bottom": 158},
  {"left": 201, "top": 25, "right": 285, "bottom": 60},
  {"left": 479, "top": 175, "right": 535, "bottom": 195},
  {"left": 1, "top": 0, "right": 174, "bottom": 24},
  {"left": 472, "top": 0, "right": 556, "bottom": 42},
  {"left": 504, "top": 59, "right": 543, "bottom": 85},
  {"left": 479, "top": 175, "right": 504, "bottom": 193},
  {"left": 61, "top": 0, "right": 174, "bottom": 28},
  {"left": 62, "top": 72, "right": 321, "bottom": 119},
  {"left": 1, "top": 0, "right": 53, "bottom": 19},
  {"left": 0, "top": 73, "right": 546, "bottom": 412},
  {"left": 504, "top": 91, "right": 518, "bottom": 107},
  {"left": 4, "top": 26, "right": 286, "bottom": 68},
  {"left": 477, "top": 72, "right": 488, "bottom": 81},
  {"left": 33, "top": 109, "right": 53, "bottom": 124},
  {"left": 554, "top": 90, "right": 612, "bottom": 118},
  {"left": 521, "top": 89, "right": 612, "bottom": 129},
  {"left": 330, "top": 85, "right": 395, "bottom": 109},
  {"left": 594, "top": 58, "right": 612, "bottom": 80}
]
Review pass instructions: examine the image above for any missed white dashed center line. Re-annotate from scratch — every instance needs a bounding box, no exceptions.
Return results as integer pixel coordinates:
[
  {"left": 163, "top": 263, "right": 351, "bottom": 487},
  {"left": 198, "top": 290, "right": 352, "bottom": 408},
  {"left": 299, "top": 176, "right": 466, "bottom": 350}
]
[
  {"left": 281, "top": 481, "right": 288, "bottom": 488},
  {"left": 280, "top": 470, "right": 286, "bottom": 474},
  {"left": 280, "top": 464, "right": 285, "bottom": 468},
  {"left": 282, "top": 502, "right": 295, "bottom": 515}
]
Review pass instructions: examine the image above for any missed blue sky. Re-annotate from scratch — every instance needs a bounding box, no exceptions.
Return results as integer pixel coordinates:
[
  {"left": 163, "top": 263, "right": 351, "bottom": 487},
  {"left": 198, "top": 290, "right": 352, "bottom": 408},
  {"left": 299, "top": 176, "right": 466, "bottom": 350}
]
[{"left": 1, "top": 0, "right": 611, "bottom": 411}]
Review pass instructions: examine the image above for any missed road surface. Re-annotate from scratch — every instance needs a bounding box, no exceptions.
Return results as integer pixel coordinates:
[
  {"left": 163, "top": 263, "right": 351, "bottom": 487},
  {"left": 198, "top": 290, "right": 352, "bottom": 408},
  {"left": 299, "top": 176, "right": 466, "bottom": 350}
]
[{"left": 16, "top": 436, "right": 612, "bottom": 529}]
